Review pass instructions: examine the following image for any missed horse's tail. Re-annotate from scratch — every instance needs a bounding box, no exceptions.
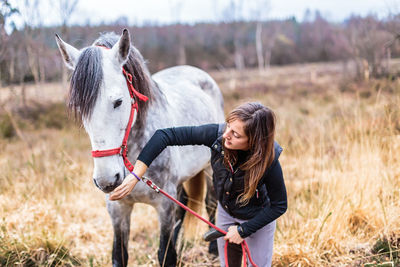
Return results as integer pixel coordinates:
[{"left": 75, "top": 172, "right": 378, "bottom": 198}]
[{"left": 182, "top": 170, "right": 208, "bottom": 239}]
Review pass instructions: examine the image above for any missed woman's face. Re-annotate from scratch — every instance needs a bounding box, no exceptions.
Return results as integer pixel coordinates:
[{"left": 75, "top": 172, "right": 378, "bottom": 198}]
[{"left": 223, "top": 119, "right": 249, "bottom": 150}]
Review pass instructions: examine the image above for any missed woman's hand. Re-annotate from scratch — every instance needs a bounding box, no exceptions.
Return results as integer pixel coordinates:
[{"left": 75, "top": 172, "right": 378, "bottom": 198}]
[
  {"left": 224, "top": 225, "right": 244, "bottom": 244},
  {"left": 109, "top": 173, "right": 139, "bottom": 200},
  {"left": 109, "top": 160, "right": 148, "bottom": 201}
]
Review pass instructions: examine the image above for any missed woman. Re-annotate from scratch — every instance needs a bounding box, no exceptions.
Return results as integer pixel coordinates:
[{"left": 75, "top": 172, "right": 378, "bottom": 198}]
[{"left": 110, "top": 102, "right": 287, "bottom": 267}]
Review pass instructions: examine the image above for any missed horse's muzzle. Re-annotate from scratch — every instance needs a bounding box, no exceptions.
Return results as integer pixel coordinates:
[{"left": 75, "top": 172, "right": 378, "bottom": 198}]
[{"left": 93, "top": 173, "right": 121, "bottom": 193}]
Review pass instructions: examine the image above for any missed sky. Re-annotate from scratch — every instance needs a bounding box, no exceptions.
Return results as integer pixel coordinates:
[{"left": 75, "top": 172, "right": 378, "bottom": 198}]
[{"left": 6, "top": 0, "right": 398, "bottom": 31}]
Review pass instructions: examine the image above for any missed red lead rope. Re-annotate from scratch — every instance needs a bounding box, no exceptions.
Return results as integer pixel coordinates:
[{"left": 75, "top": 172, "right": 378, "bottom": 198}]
[{"left": 139, "top": 176, "right": 258, "bottom": 267}]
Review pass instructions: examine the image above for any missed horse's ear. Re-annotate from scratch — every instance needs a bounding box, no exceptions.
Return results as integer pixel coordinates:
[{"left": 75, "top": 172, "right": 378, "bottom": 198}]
[
  {"left": 55, "top": 34, "right": 80, "bottom": 70},
  {"left": 111, "top": 29, "right": 130, "bottom": 66}
]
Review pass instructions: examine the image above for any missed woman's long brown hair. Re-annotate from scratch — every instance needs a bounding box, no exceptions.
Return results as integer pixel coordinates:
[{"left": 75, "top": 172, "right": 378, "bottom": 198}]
[{"left": 223, "top": 102, "right": 276, "bottom": 205}]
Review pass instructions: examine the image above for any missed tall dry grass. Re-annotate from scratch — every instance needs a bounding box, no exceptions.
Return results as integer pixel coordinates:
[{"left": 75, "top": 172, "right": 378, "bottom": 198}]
[
  {"left": 218, "top": 69, "right": 400, "bottom": 266},
  {"left": 1, "top": 62, "right": 400, "bottom": 266},
  {"left": 274, "top": 88, "right": 400, "bottom": 266}
]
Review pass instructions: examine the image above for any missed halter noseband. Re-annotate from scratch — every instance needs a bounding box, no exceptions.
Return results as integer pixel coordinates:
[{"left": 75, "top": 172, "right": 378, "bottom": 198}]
[{"left": 91, "top": 45, "right": 148, "bottom": 172}]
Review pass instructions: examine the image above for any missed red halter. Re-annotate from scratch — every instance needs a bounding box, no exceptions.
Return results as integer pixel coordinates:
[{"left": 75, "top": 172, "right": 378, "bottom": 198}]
[{"left": 91, "top": 53, "right": 148, "bottom": 172}]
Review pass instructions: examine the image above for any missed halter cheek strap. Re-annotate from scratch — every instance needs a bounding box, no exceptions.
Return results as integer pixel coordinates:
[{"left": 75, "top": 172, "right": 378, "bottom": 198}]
[{"left": 91, "top": 46, "right": 148, "bottom": 172}]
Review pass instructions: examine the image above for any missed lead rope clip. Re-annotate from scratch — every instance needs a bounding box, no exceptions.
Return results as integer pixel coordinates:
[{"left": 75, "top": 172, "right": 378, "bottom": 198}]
[{"left": 141, "top": 176, "right": 160, "bottom": 193}]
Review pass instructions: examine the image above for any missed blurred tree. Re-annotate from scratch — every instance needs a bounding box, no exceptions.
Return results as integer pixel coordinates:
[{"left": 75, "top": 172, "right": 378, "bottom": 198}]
[
  {"left": 269, "top": 17, "right": 299, "bottom": 65},
  {"left": 1, "top": 7, "right": 399, "bottom": 85},
  {"left": 0, "top": 0, "right": 19, "bottom": 84},
  {"left": 223, "top": 0, "right": 245, "bottom": 70},
  {"left": 0, "top": 0, "right": 19, "bottom": 47},
  {"left": 382, "top": 2, "right": 400, "bottom": 75},
  {"left": 56, "top": 0, "right": 79, "bottom": 86},
  {"left": 169, "top": 0, "right": 186, "bottom": 65},
  {"left": 114, "top": 16, "right": 129, "bottom": 27},
  {"left": 250, "top": 0, "right": 272, "bottom": 71},
  {"left": 19, "top": 0, "right": 44, "bottom": 85},
  {"left": 58, "top": 0, "right": 79, "bottom": 37},
  {"left": 261, "top": 20, "right": 282, "bottom": 69},
  {"left": 345, "top": 15, "right": 393, "bottom": 79}
]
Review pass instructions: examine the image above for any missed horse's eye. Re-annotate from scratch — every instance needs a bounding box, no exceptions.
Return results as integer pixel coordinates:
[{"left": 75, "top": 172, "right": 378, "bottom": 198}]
[{"left": 114, "top": 99, "right": 122, "bottom": 109}]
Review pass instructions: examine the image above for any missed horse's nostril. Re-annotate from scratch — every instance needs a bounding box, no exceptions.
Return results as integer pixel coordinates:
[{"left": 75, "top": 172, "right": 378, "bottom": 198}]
[
  {"left": 93, "top": 178, "right": 100, "bottom": 189},
  {"left": 115, "top": 173, "right": 120, "bottom": 181}
]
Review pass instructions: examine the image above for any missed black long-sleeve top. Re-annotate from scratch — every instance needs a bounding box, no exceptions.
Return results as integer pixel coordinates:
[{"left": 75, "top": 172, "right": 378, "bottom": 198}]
[{"left": 137, "top": 123, "right": 287, "bottom": 238}]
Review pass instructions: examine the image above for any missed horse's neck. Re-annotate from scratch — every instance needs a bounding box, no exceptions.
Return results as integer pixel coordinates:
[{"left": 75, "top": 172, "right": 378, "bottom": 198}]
[{"left": 127, "top": 80, "right": 168, "bottom": 157}]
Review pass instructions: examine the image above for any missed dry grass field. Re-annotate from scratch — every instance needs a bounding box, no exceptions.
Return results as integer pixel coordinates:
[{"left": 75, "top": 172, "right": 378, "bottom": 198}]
[{"left": 1, "top": 61, "right": 400, "bottom": 266}]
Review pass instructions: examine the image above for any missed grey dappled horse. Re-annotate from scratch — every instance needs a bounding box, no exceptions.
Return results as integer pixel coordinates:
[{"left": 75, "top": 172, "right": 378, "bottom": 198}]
[{"left": 55, "top": 29, "right": 224, "bottom": 266}]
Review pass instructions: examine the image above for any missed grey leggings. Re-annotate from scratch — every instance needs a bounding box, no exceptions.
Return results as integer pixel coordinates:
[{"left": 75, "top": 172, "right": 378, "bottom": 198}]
[{"left": 216, "top": 203, "right": 276, "bottom": 267}]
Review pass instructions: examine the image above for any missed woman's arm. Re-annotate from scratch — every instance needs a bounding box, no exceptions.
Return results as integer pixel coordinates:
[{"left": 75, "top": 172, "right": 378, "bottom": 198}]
[
  {"left": 239, "top": 160, "right": 287, "bottom": 237},
  {"left": 109, "top": 124, "right": 219, "bottom": 201},
  {"left": 137, "top": 124, "right": 219, "bottom": 167}
]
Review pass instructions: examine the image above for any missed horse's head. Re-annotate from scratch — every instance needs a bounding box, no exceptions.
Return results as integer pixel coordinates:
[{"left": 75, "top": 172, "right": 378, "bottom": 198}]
[{"left": 56, "top": 29, "right": 140, "bottom": 193}]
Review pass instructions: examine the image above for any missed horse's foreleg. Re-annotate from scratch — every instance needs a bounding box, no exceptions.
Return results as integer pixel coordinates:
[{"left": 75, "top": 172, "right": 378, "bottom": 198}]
[
  {"left": 106, "top": 200, "right": 133, "bottom": 267},
  {"left": 157, "top": 190, "right": 180, "bottom": 267}
]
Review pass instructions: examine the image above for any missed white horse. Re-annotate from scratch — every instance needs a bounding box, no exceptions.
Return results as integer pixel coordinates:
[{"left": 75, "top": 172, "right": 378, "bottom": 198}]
[{"left": 55, "top": 29, "right": 224, "bottom": 267}]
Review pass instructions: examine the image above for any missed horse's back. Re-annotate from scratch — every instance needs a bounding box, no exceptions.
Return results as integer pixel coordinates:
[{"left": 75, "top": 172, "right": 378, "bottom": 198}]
[
  {"left": 152, "top": 65, "right": 224, "bottom": 122},
  {"left": 152, "top": 65, "right": 216, "bottom": 90}
]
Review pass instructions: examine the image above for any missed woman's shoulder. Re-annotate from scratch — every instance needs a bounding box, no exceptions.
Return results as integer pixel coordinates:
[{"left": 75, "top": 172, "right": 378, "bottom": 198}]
[
  {"left": 274, "top": 141, "right": 283, "bottom": 160},
  {"left": 217, "top": 122, "right": 226, "bottom": 136},
  {"left": 208, "top": 123, "right": 225, "bottom": 152}
]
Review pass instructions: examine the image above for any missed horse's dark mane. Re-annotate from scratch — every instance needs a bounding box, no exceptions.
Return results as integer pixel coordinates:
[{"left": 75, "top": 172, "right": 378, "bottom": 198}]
[
  {"left": 69, "top": 32, "right": 154, "bottom": 129},
  {"left": 69, "top": 46, "right": 103, "bottom": 120}
]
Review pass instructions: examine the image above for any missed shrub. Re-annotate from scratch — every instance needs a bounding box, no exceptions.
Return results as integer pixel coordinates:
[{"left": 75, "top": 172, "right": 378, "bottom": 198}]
[{"left": 0, "top": 113, "right": 15, "bottom": 139}]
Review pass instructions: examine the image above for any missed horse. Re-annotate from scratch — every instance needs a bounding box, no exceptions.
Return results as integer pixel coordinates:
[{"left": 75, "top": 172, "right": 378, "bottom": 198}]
[{"left": 55, "top": 29, "right": 225, "bottom": 267}]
